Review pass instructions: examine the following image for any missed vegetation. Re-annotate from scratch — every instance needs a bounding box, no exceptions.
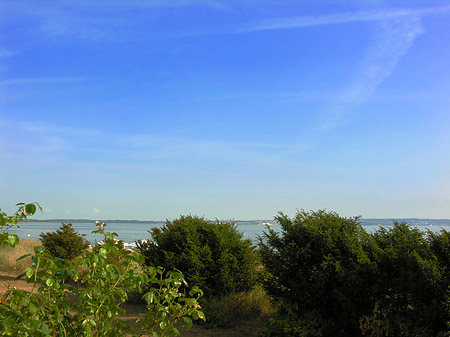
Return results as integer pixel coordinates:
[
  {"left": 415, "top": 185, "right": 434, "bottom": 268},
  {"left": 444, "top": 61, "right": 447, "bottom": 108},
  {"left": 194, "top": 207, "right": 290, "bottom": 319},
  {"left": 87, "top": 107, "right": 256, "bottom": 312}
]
[
  {"left": 360, "top": 222, "right": 449, "bottom": 336},
  {"left": 0, "top": 202, "right": 40, "bottom": 248},
  {"left": 258, "top": 210, "right": 374, "bottom": 337},
  {"left": 0, "top": 203, "right": 205, "bottom": 337},
  {"left": 136, "top": 215, "right": 258, "bottom": 298},
  {"left": 200, "top": 285, "right": 275, "bottom": 329},
  {"left": 3, "top": 203, "right": 450, "bottom": 336},
  {"left": 39, "top": 223, "right": 90, "bottom": 260},
  {"left": 258, "top": 210, "right": 450, "bottom": 337}
]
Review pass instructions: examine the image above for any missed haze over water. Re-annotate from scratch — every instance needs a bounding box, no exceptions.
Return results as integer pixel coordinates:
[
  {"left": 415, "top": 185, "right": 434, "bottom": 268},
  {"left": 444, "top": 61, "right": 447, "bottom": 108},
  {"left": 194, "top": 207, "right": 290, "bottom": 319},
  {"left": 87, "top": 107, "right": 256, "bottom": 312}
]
[{"left": 9, "top": 218, "right": 450, "bottom": 245}]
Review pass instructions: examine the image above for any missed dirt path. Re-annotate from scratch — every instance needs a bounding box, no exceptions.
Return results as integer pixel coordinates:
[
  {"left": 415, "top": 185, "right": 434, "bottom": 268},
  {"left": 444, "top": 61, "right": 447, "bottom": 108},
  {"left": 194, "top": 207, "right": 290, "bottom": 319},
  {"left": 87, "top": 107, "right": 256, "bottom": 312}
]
[
  {"left": 0, "top": 271, "right": 36, "bottom": 293},
  {"left": 0, "top": 271, "right": 261, "bottom": 337}
]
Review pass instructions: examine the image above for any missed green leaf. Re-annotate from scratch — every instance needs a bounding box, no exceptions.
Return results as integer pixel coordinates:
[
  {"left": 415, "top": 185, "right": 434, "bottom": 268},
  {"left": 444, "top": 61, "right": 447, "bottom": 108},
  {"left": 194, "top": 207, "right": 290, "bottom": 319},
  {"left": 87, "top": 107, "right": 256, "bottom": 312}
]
[
  {"left": 166, "top": 325, "right": 179, "bottom": 336},
  {"left": 35, "top": 202, "right": 43, "bottom": 213},
  {"left": 25, "top": 203, "right": 36, "bottom": 215},
  {"left": 26, "top": 267, "right": 34, "bottom": 279},
  {"left": 17, "top": 253, "right": 31, "bottom": 261},
  {"left": 42, "top": 323, "right": 49, "bottom": 337},
  {"left": 7, "top": 234, "right": 19, "bottom": 247},
  {"left": 15, "top": 271, "right": 27, "bottom": 280},
  {"left": 180, "top": 317, "right": 192, "bottom": 329},
  {"left": 144, "top": 292, "right": 155, "bottom": 304},
  {"left": 2, "top": 317, "right": 15, "bottom": 329}
]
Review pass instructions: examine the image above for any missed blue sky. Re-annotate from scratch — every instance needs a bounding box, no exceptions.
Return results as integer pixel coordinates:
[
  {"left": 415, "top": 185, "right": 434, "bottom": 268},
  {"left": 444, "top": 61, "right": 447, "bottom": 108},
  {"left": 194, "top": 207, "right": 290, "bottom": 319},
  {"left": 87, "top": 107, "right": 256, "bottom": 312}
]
[{"left": 1, "top": 0, "right": 450, "bottom": 220}]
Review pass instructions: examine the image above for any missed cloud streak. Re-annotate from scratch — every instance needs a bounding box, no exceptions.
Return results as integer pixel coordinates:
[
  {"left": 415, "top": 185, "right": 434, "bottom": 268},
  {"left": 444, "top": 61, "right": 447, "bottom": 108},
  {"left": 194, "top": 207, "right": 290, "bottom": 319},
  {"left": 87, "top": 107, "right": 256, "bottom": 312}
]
[
  {"left": 0, "top": 48, "right": 16, "bottom": 58},
  {"left": 318, "top": 12, "right": 425, "bottom": 131},
  {"left": 0, "top": 118, "right": 299, "bottom": 175},
  {"left": 232, "top": 6, "right": 440, "bottom": 133},
  {"left": 237, "top": 6, "right": 450, "bottom": 33},
  {"left": 183, "top": 6, "right": 448, "bottom": 136},
  {"left": 0, "top": 76, "right": 94, "bottom": 86}
]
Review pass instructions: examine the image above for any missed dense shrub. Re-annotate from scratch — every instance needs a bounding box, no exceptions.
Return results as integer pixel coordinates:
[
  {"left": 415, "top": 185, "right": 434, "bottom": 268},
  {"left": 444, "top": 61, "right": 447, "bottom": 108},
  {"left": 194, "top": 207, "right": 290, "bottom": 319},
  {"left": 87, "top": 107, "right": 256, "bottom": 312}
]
[
  {"left": 39, "top": 223, "right": 89, "bottom": 260},
  {"left": 259, "top": 210, "right": 450, "bottom": 337},
  {"left": 136, "top": 215, "right": 258, "bottom": 298},
  {"left": 258, "top": 210, "right": 378, "bottom": 337},
  {"left": 360, "top": 222, "right": 448, "bottom": 336}
]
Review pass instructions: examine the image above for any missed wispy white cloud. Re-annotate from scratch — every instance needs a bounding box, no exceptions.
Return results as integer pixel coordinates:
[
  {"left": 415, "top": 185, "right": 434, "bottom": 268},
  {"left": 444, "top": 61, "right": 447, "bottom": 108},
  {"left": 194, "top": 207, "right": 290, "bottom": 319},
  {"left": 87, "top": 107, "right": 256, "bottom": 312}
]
[
  {"left": 0, "top": 76, "right": 94, "bottom": 86},
  {"left": 318, "top": 12, "right": 425, "bottom": 131},
  {"left": 2, "top": 0, "right": 228, "bottom": 42},
  {"left": 0, "top": 119, "right": 102, "bottom": 170},
  {"left": 183, "top": 6, "right": 448, "bottom": 136},
  {"left": 5, "top": 0, "right": 228, "bottom": 10},
  {"left": 92, "top": 208, "right": 101, "bottom": 214},
  {"left": 231, "top": 6, "right": 443, "bottom": 133},
  {"left": 238, "top": 6, "right": 450, "bottom": 33},
  {"left": 0, "top": 48, "right": 16, "bottom": 58},
  {"left": 0, "top": 116, "right": 302, "bottom": 178}
]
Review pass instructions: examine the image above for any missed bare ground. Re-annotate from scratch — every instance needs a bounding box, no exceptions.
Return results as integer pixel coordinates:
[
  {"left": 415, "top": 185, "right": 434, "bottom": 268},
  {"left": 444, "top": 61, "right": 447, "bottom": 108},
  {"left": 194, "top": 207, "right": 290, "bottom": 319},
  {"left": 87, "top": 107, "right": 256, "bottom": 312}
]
[
  {"left": 0, "top": 271, "right": 261, "bottom": 337},
  {"left": 0, "top": 271, "right": 36, "bottom": 293}
]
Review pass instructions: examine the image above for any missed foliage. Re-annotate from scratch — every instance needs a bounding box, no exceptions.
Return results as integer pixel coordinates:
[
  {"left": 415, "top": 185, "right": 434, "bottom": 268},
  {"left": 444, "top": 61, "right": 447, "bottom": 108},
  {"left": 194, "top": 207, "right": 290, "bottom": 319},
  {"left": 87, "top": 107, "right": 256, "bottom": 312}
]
[
  {"left": 92, "top": 221, "right": 127, "bottom": 265},
  {"left": 0, "top": 202, "right": 41, "bottom": 248},
  {"left": 259, "top": 210, "right": 450, "bottom": 337},
  {"left": 137, "top": 215, "right": 258, "bottom": 298},
  {"left": 360, "top": 222, "right": 448, "bottom": 336},
  {"left": 0, "top": 204, "right": 205, "bottom": 337},
  {"left": 259, "top": 209, "right": 375, "bottom": 337},
  {"left": 39, "top": 223, "right": 90, "bottom": 260}
]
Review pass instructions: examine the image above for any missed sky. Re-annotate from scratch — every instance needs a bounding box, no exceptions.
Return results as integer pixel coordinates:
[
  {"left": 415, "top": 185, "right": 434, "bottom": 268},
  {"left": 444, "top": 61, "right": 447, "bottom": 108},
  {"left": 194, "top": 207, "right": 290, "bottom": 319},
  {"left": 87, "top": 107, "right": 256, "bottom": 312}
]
[{"left": 1, "top": 0, "right": 450, "bottom": 221}]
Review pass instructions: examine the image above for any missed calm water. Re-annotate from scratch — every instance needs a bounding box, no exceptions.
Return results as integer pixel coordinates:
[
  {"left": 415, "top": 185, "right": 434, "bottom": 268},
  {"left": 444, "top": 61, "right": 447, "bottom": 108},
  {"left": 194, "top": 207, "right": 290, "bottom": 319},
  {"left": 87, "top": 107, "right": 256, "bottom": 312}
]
[{"left": 6, "top": 219, "right": 450, "bottom": 245}]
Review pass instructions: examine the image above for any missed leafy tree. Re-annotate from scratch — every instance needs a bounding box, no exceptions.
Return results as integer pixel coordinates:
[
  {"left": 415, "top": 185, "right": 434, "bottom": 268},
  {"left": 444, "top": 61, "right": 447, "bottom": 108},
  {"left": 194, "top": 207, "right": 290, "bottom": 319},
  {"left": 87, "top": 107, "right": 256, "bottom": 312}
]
[
  {"left": 39, "top": 223, "right": 90, "bottom": 260},
  {"left": 137, "top": 215, "right": 258, "bottom": 298},
  {"left": 258, "top": 209, "right": 376, "bottom": 337}
]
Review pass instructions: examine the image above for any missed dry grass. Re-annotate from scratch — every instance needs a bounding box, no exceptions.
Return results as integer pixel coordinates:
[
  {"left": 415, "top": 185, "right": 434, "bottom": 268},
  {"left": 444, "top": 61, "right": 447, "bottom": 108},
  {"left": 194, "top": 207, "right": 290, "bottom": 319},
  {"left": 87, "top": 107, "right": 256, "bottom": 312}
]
[
  {"left": 121, "top": 302, "right": 264, "bottom": 337},
  {"left": 199, "top": 285, "right": 276, "bottom": 329},
  {"left": 0, "top": 239, "right": 41, "bottom": 271},
  {"left": 123, "top": 285, "right": 275, "bottom": 336}
]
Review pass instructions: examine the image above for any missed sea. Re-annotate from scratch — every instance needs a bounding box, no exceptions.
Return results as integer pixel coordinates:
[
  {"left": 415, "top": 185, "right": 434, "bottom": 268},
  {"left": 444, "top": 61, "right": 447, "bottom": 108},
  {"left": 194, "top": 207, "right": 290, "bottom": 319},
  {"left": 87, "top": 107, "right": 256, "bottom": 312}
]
[{"left": 6, "top": 218, "right": 450, "bottom": 246}]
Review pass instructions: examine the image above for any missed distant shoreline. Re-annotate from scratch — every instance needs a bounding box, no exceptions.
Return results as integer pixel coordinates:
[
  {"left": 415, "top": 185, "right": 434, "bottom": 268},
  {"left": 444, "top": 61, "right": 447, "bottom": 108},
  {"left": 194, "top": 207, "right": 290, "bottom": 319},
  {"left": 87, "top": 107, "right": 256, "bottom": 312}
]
[{"left": 21, "top": 218, "right": 450, "bottom": 226}]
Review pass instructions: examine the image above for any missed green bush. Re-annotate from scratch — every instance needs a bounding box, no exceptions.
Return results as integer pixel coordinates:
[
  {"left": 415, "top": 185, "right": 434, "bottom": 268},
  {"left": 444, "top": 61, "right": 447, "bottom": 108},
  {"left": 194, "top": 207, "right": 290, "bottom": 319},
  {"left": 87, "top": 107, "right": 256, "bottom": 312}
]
[
  {"left": 360, "top": 222, "right": 448, "bottom": 336},
  {"left": 39, "top": 223, "right": 90, "bottom": 260},
  {"left": 136, "top": 215, "right": 258, "bottom": 298},
  {"left": 259, "top": 210, "right": 450, "bottom": 337},
  {"left": 258, "top": 209, "right": 377, "bottom": 337}
]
